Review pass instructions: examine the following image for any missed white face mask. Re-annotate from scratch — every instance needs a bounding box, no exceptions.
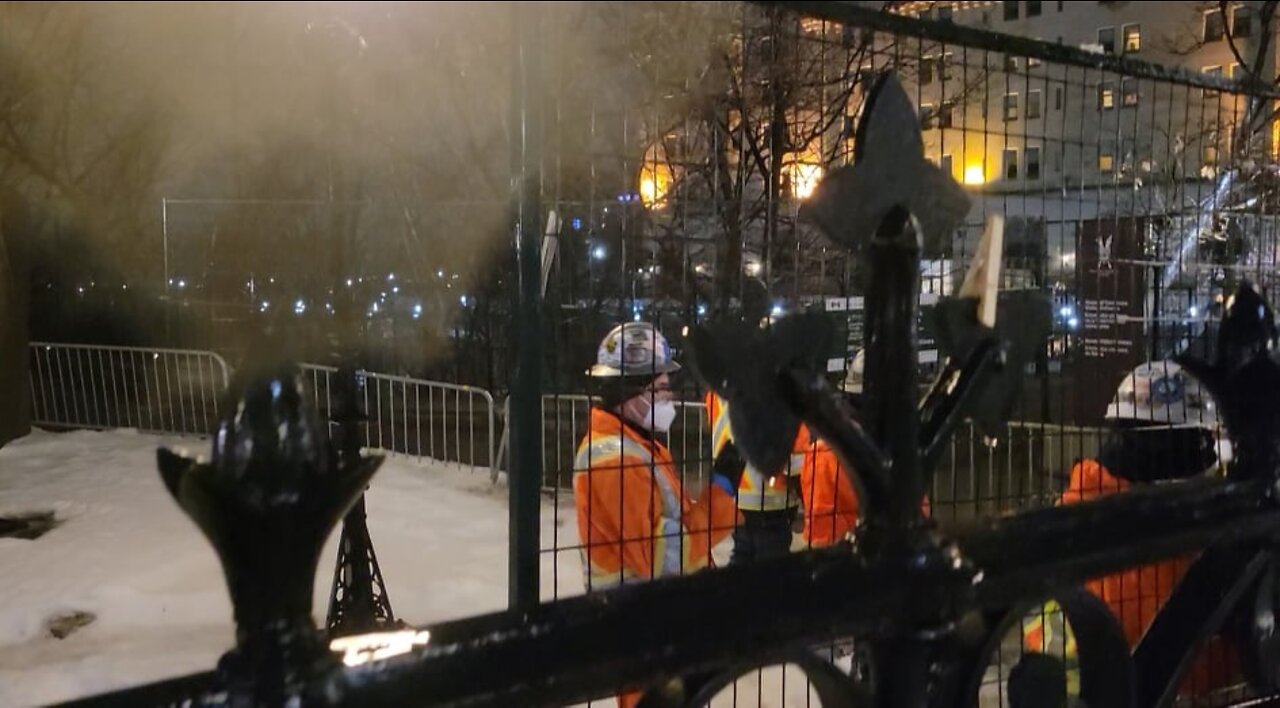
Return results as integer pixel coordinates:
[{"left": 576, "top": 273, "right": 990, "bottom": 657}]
[{"left": 628, "top": 396, "right": 678, "bottom": 433}]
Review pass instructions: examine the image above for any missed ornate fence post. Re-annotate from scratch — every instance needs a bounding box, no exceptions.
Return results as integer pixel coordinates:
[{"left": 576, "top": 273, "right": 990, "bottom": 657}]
[{"left": 156, "top": 363, "right": 383, "bottom": 705}]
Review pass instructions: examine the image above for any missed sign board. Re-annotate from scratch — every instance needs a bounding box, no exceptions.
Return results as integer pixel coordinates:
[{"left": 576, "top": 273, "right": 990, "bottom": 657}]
[{"left": 1077, "top": 217, "right": 1147, "bottom": 424}]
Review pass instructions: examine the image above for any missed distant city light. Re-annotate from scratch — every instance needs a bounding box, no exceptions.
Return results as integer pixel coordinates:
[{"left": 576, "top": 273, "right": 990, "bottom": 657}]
[
  {"left": 697, "top": 304, "right": 708, "bottom": 316},
  {"left": 745, "top": 261, "right": 763, "bottom": 277},
  {"left": 1059, "top": 305, "right": 1073, "bottom": 318},
  {"left": 459, "top": 295, "right": 469, "bottom": 306},
  {"left": 388, "top": 273, "right": 396, "bottom": 282},
  {"left": 771, "top": 303, "right": 785, "bottom": 318},
  {"left": 260, "top": 301, "right": 270, "bottom": 312},
  {"left": 76, "top": 286, "right": 85, "bottom": 295},
  {"left": 1068, "top": 316, "right": 1080, "bottom": 329},
  {"left": 371, "top": 302, "right": 380, "bottom": 313},
  {"left": 571, "top": 217, "right": 583, "bottom": 231},
  {"left": 1189, "top": 305, "right": 1199, "bottom": 317},
  {"left": 592, "top": 245, "right": 607, "bottom": 261},
  {"left": 392, "top": 286, "right": 400, "bottom": 294},
  {"left": 413, "top": 303, "right": 423, "bottom": 317},
  {"left": 346, "top": 278, "right": 354, "bottom": 287},
  {"left": 633, "top": 311, "right": 642, "bottom": 322},
  {"left": 294, "top": 299, "right": 306, "bottom": 315},
  {"left": 177, "top": 279, "right": 187, "bottom": 289},
  {"left": 437, "top": 270, "right": 445, "bottom": 278},
  {"left": 269, "top": 277, "right": 275, "bottom": 284}
]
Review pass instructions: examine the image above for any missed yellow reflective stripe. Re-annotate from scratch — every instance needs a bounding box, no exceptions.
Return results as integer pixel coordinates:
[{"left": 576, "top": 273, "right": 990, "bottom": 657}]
[
  {"left": 582, "top": 552, "right": 641, "bottom": 591},
  {"left": 711, "top": 401, "right": 733, "bottom": 456}
]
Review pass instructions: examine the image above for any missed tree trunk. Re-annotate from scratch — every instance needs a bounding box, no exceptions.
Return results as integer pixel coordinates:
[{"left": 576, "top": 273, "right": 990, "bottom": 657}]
[{"left": 0, "top": 187, "right": 32, "bottom": 447}]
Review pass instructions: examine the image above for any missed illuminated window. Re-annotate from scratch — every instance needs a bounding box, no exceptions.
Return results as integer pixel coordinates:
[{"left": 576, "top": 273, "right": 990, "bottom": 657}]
[
  {"left": 1099, "top": 150, "right": 1114, "bottom": 173},
  {"left": 1098, "top": 82, "right": 1115, "bottom": 110},
  {"left": 1123, "top": 24, "right": 1141, "bottom": 53}
]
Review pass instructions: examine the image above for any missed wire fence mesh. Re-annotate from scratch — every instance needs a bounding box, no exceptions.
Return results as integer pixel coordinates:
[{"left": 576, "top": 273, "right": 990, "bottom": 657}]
[{"left": 527, "top": 1, "right": 1280, "bottom": 704}]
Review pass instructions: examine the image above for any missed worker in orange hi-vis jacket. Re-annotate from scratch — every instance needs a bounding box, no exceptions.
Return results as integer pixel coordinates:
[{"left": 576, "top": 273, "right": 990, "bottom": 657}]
[
  {"left": 1020, "top": 360, "right": 1239, "bottom": 699},
  {"left": 572, "top": 322, "right": 741, "bottom": 708},
  {"left": 798, "top": 350, "right": 929, "bottom": 549}
]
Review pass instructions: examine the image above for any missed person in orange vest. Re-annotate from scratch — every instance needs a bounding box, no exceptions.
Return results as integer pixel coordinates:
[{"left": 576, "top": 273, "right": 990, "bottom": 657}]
[
  {"left": 1021, "top": 360, "right": 1237, "bottom": 698},
  {"left": 705, "top": 391, "right": 806, "bottom": 562},
  {"left": 573, "top": 322, "right": 741, "bottom": 708},
  {"left": 798, "top": 350, "right": 929, "bottom": 548}
]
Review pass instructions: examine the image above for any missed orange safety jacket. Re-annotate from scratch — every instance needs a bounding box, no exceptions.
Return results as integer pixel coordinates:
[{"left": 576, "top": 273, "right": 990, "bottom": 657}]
[
  {"left": 573, "top": 407, "right": 740, "bottom": 592},
  {"left": 706, "top": 392, "right": 805, "bottom": 512},
  {"left": 799, "top": 438, "right": 860, "bottom": 547},
  {"left": 1022, "top": 458, "right": 1239, "bottom": 696},
  {"left": 796, "top": 436, "right": 932, "bottom": 548}
]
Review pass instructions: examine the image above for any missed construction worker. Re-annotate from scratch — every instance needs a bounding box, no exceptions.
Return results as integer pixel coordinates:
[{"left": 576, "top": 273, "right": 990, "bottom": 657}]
[
  {"left": 705, "top": 390, "right": 806, "bottom": 562},
  {"left": 799, "top": 350, "right": 930, "bottom": 548},
  {"left": 573, "top": 322, "right": 741, "bottom": 708},
  {"left": 798, "top": 352, "right": 865, "bottom": 548},
  {"left": 1021, "top": 360, "right": 1237, "bottom": 697}
]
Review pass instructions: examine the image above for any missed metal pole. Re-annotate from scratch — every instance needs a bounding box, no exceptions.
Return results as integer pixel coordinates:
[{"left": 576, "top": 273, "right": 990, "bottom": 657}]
[{"left": 508, "top": 0, "right": 544, "bottom": 615}]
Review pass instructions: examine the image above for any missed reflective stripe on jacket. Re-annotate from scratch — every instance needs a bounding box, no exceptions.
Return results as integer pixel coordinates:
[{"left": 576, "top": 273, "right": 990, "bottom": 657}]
[{"left": 706, "top": 392, "right": 803, "bottom": 512}]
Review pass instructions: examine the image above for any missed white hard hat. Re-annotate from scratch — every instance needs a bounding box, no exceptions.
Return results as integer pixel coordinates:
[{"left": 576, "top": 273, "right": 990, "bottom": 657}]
[
  {"left": 841, "top": 349, "right": 865, "bottom": 393},
  {"left": 587, "top": 322, "right": 681, "bottom": 378},
  {"left": 1105, "top": 360, "right": 1218, "bottom": 428}
]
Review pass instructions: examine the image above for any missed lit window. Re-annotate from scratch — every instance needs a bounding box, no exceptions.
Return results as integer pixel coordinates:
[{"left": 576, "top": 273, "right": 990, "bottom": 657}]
[
  {"left": 1098, "top": 82, "right": 1115, "bottom": 110},
  {"left": 1099, "top": 151, "right": 1114, "bottom": 173},
  {"left": 1123, "top": 24, "right": 1141, "bottom": 53}
]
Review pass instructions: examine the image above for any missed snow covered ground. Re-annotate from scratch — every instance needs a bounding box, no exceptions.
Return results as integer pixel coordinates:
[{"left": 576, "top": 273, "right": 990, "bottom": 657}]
[{"left": 0, "top": 429, "right": 829, "bottom": 707}]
